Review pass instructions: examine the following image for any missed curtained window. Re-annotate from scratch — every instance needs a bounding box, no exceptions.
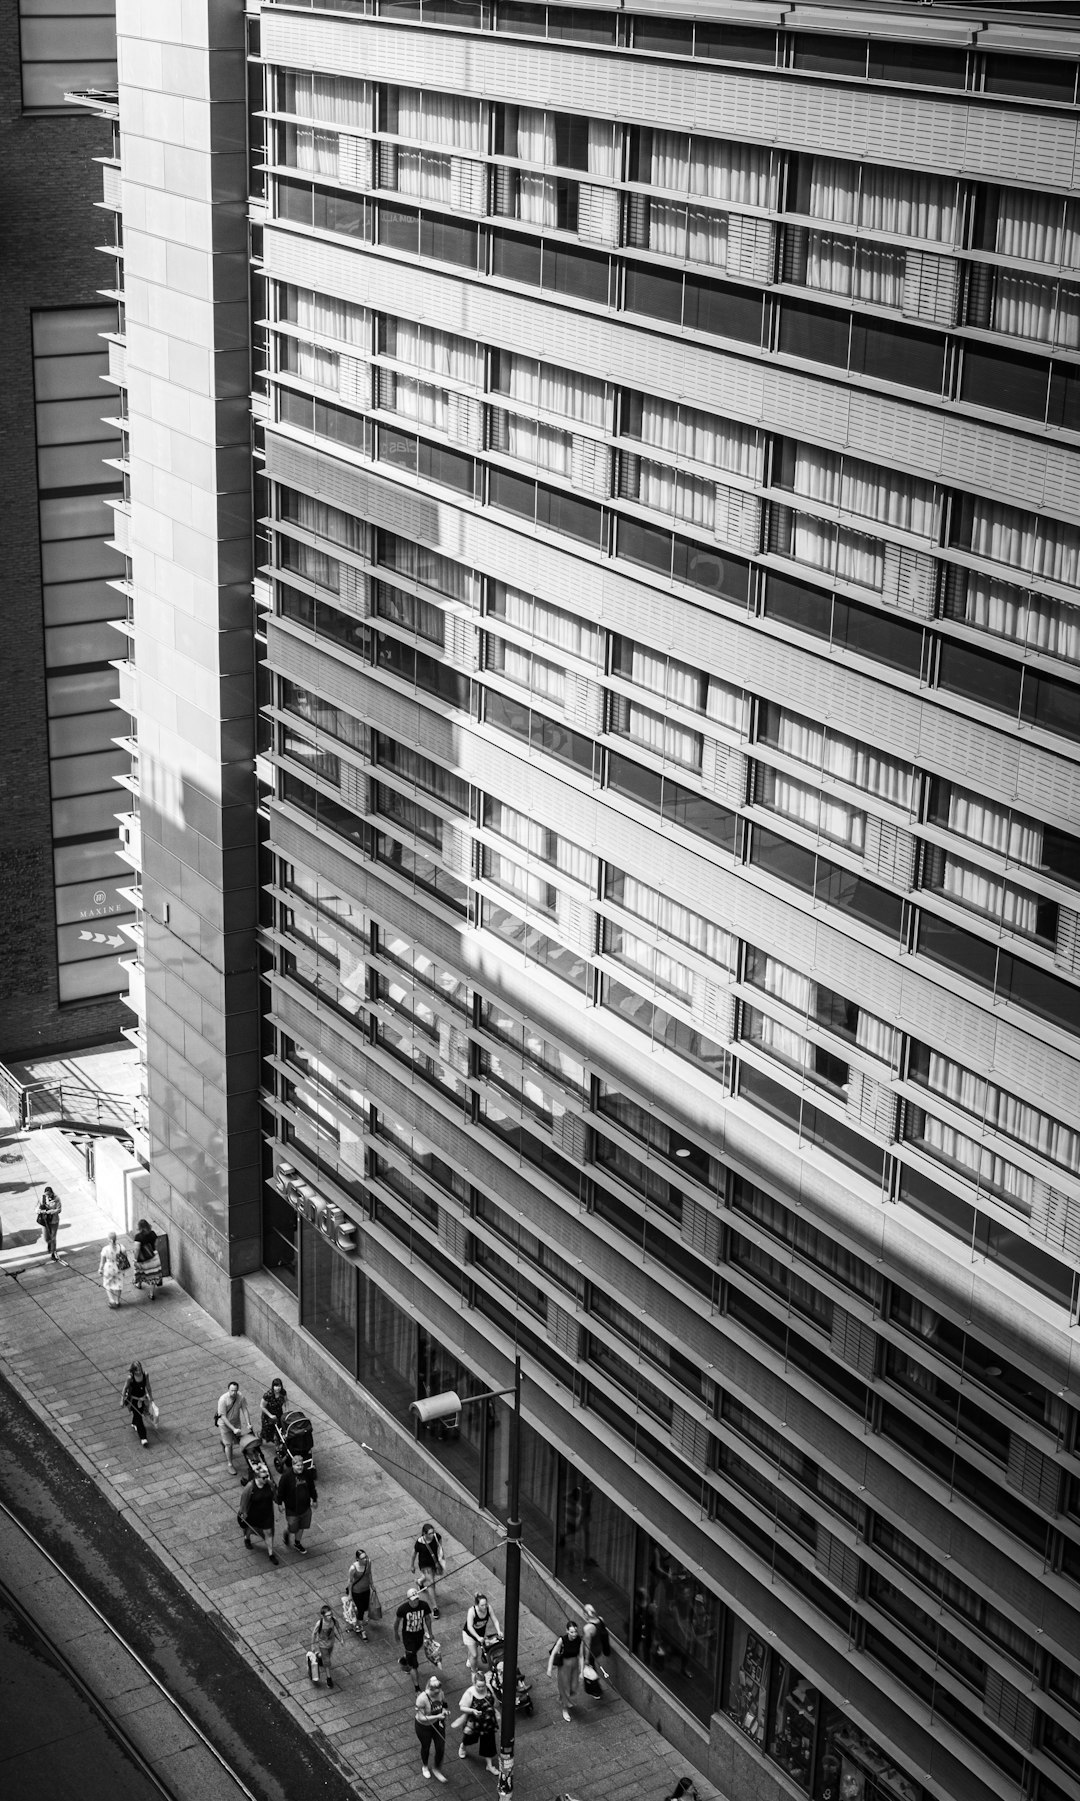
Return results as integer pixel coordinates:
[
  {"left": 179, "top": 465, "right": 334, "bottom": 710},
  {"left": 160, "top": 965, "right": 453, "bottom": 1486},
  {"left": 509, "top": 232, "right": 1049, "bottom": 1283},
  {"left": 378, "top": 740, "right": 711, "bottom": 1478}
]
[
  {"left": 806, "top": 158, "right": 956, "bottom": 243},
  {"left": 905, "top": 1108, "right": 1034, "bottom": 1213},
  {"left": 385, "top": 317, "right": 480, "bottom": 383},
  {"left": 486, "top": 635, "right": 566, "bottom": 704},
  {"left": 290, "top": 126, "right": 341, "bottom": 176},
  {"left": 968, "top": 499, "right": 1080, "bottom": 591},
  {"left": 280, "top": 486, "right": 366, "bottom": 553},
  {"left": 610, "top": 696, "right": 703, "bottom": 769},
  {"left": 637, "top": 396, "right": 762, "bottom": 478},
  {"left": 995, "top": 189, "right": 1080, "bottom": 270},
  {"left": 282, "top": 69, "right": 372, "bottom": 128},
  {"left": 958, "top": 573, "right": 1080, "bottom": 666},
  {"left": 391, "top": 87, "right": 484, "bottom": 151},
  {"left": 936, "top": 783, "right": 1043, "bottom": 866},
  {"left": 649, "top": 201, "right": 728, "bottom": 268},
  {"left": 280, "top": 285, "right": 368, "bottom": 346},
  {"left": 379, "top": 533, "right": 477, "bottom": 605},
  {"left": 488, "top": 583, "right": 600, "bottom": 660},
  {"left": 605, "top": 923, "right": 696, "bottom": 1000},
  {"left": 806, "top": 235, "right": 906, "bottom": 308},
  {"left": 650, "top": 131, "right": 775, "bottom": 208},
  {"left": 759, "top": 767, "right": 866, "bottom": 849},
  {"left": 788, "top": 440, "right": 937, "bottom": 537},
  {"left": 911, "top": 1043, "right": 1080, "bottom": 1176},
  {"left": 606, "top": 867, "right": 736, "bottom": 969}
]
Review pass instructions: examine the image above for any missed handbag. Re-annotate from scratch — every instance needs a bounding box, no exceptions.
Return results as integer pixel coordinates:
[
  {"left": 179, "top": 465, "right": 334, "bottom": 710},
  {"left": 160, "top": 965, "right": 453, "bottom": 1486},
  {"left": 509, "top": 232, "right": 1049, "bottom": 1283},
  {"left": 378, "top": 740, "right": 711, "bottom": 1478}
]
[
  {"left": 117, "top": 1248, "right": 131, "bottom": 1272},
  {"left": 424, "top": 1636, "right": 443, "bottom": 1666},
  {"left": 306, "top": 1649, "right": 322, "bottom": 1685},
  {"left": 582, "top": 1668, "right": 602, "bottom": 1698},
  {"left": 341, "top": 1593, "right": 358, "bottom": 1630},
  {"left": 148, "top": 1401, "right": 160, "bottom": 1425},
  {"left": 368, "top": 1584, "right": 383, "bottom": 1623}
]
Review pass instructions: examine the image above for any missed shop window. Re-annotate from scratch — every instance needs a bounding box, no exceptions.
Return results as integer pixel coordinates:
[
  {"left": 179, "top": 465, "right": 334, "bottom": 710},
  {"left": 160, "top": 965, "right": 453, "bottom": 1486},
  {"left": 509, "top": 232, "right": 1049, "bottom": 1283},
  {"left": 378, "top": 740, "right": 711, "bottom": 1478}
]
[
  {"left": 300, "top": 1221, "right": 358, "bottom": 1375},
  {"left": 357, "top": 1268, "right": 418, "bottom": 1419},
  {"left": 263, "top": 1184, "right": 298, "bottom": 1294},
  {"left": 633, "top": 1537, "right": 721, "bottom": 1724}
]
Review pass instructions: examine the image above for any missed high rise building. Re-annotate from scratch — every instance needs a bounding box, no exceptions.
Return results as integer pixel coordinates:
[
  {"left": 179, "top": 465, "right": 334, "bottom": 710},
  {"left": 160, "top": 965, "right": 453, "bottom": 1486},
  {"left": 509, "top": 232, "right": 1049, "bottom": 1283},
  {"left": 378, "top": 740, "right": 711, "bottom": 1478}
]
[
  {"left": 0, "top": 1, "right": 130, "bottom": 1058},
  {"left": 83, "top": 5, "right": 1080, "bottom": 1800}
]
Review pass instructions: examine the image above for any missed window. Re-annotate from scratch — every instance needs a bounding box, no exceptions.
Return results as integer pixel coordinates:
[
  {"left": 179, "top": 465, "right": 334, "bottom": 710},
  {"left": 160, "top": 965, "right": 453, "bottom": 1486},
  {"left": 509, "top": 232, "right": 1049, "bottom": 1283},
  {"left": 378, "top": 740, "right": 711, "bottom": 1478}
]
[
  {"left": 758, "top": 700, "right": 912, "bottom": 807},
  {"left": 607, "top": 752, "right": 738, "bottom": 852},
  {"left": 604, "top": 868, "right": 736, "bottom": 971},
  {"left": 626, "top": 265, "right": 763, "bottom": 346},
  {"left": 731, "top": 1176, "right": 881, "bottom": 1304},
  {"left": 602, "top": 980, "right": 730, "bottom": 1085},
  {"left": 485, "top": 690, "right": 599, "bottom": 779},
  {"left": 484, "top": 903, "right": 590, "bottom": 991},
  {"left": 488, "top": 582, "right": 600, "bottom": 662}
]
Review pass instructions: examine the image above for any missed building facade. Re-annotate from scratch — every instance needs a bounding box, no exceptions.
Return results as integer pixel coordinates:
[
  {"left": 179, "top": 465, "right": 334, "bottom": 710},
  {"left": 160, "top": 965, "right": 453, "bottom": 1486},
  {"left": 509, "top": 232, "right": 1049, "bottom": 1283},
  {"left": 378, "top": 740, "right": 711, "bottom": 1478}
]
[
  {"left": 94, "top": 4, "right": 1080, "bottom": 1801},
  {"left": 0, "top": 0, "right": 130, "bottom": 1058}
]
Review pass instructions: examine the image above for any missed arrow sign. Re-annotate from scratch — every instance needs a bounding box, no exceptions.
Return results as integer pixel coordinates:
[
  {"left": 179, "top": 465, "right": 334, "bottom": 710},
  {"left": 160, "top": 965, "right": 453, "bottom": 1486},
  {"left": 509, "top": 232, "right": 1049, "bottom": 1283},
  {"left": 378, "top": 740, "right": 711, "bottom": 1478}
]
[{"left": 78, "top": 930, "right": 125, "bottom": 950}]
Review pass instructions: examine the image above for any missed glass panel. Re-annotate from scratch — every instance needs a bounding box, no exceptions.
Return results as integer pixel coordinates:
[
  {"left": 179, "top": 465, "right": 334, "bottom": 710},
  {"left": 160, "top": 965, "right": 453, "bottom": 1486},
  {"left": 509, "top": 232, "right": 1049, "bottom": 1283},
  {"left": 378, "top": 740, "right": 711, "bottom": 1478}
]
[
  {"left": 555, "top": 1462, "right": 634, "bottom": 1629},
  {"left": 634, "top": 1536, "right": 721, "bottom": 1725},
  {"left": 416, "top": 1330, "right": 485, "bottom": 1501},
  {"left": 299, "top": 1222, "right": 357, "bottom": 1373},
  {"left": 357, "top": 1269, "right": 418, "bottom": 1417}
]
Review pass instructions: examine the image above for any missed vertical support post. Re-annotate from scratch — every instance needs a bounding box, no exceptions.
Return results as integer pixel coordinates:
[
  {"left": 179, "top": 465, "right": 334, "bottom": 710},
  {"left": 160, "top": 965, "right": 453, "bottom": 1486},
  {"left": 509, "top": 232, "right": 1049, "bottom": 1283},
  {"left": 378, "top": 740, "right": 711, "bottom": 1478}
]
[{"left": 497, "top": 1356, "right": 522, "bottom": 1799}]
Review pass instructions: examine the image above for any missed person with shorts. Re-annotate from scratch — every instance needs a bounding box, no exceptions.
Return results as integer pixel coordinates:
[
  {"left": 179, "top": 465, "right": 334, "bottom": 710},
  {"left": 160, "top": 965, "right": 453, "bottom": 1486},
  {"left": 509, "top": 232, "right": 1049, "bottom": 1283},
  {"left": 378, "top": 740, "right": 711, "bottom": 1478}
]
[
  {"left": 415, "top": 1674, "right": 449, "bottom": 1781},
  {"left": 411, "top": 1521, "right": 445, "bottom": 1618},
  {"left": 276, "top": 1452, "right": 317, "bottom": 1554}
]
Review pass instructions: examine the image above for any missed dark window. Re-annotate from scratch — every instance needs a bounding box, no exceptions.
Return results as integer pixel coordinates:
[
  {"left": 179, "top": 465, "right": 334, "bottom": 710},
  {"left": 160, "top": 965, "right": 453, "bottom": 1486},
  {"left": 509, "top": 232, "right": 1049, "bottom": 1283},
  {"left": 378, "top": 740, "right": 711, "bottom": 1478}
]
[
  {"left": 419, "top": 440, "right": 475, "bottom": 496},
  {"left": 833, "top": 600, "right": 924, "bottom": 676},
  {"left": 1021, "top": 669, "right": 1080, "bottom": 744},
  {"left": 634, "top": 18, "right": 693, "bottom": 56},
  {"left": 850, "top": 317, "right": 945, "bottom": 393},
  {"left": 998, "top": 949, "right": 1080, "bottom": 1042},
  {"left": 542, "top": 243, "right": 609, "bottom": 305},
  {"left": 607, "top": 752, "right": 664, "bottom": 813},
  {"left": 984, "top": 53, "right": 1077, "bottom": 104},
  {"left": 869, "top": 41, "right": 967, "bottom": 86},
  {"left": 695, "top": 23, "right": 777, "bottom": 66},
  {"left": 815, "top": 860, "right": 904, "bottom": 937},
  {"left": 532, "top": 713, "right": 597, "bottom": 777},
  {"left": 1044, "top": 823, "right": 1080, "bottom": 889},
  {"left": 662, "top": 782, "right": 737, "bottom": 851},
  {"left": 937, "top": 640, "right": 1023, "bottom": 715},
  {"left": 277, "top": 178, "right": 313, "bottom": 226},
  {"left": 980, "top": 1216, "right": 1074, "bottom": 1309},
  {"left": 739, "top": 1062, "right": 802, "bottom": 1132},
  {"left": 536, "top": 482, "right": 604, "bottom": 547},
  {"left": 750, "top": 825, "right": 816, "bottom": 894},
  {"left": 684, "top": 275, "right": 763, "bottom": 345},
  {"left": 897, "top": 1166, "right": 975, "bottom": 1246},
  {"left": 674, "top": 536, "right": 750, "bottom": 604},
  {"left": 318, "top": 189, "right": 368, "bottom": 239},
  {"left": 961, "top": 343, "right": 1049, "bottom": 423},
  {"left": 553, "top": 115, "right": 591, "bottom": 170},
  {"left": 1048, "top": 362, "right": 1080, "bottom": 433},
  {"left": 548, "top": 8, "right": 616, "bottom": 45},
  {"left": 793, "top": 34, "right": 867, "bottom": 78},
  {"left": 618, "top": 517, "right": 672, "bottom": 577},
  {"left": 422, "top": 214, "right": 478, "bottom": 269},
  {"left": 278, "top": 388, "right": 314, "bottom": 432},
  {"left": 497, "top": 1, "right": 546, "bottom": 35},
  {"left": 378, "top": 425, "right": 418, "bottom": 471},
  {"left": 917, "top": 912, "right": 997, "bottom": 991},
  {"left": 315, "top": 401, "right": 366, "bottom": 450},
  {"left": 379, "top": 205, "right": 420, "bottom": 253},
  {"left": 489, "top": 467, "right": 536, "bottom": 521},
  {"left": 764, "top": 572, "right": 832, "bottom": 640},
  {"left": 802, "top": 1103, "right": 884, "bottom": 1184},
  {"left": 625, "top": 264, "right": 683, "bottom": 325},
  {"left": 779, "top": 298, "right": 849, "bottom": 369},
  {"left": 492, "top": 230, "right": 542, "bottom": 287}
]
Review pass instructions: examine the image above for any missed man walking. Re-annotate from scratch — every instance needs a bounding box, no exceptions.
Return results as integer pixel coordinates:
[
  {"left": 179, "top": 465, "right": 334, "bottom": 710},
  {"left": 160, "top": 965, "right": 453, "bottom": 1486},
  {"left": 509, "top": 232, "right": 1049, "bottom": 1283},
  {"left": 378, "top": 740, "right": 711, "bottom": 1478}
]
[
  {"left": 415, "top": 1674, "right": 449, "bottom": 1781},
  {"left": 395, "top": 1583, "right": 433, "bottom": 1691},
  {"left": 276, "top": 1452, "right": 317, "bottom": 1554},
  {"left": 238, "top": 1465, "right": 279, "bottom": 1564},
  {"left": 216, "top": 1379, "right": 251, "bottom": 1478}
]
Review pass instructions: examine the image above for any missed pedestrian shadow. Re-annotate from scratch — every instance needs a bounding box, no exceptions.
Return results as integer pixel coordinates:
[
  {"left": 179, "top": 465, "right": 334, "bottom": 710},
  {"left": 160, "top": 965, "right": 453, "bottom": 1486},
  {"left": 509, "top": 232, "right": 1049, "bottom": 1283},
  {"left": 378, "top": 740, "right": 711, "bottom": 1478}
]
[{"left": 0, "top": 1228, "right": 43, "bottom": 1247}]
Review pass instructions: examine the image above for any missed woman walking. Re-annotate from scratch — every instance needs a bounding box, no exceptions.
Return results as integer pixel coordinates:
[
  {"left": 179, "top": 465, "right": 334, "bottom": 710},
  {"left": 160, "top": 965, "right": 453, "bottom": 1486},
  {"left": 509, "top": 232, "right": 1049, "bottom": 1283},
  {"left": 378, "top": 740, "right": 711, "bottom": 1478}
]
[
  {"left": 462, "top": 1592, "right": 501, "bottom": 1673},
  {"left": 238, "top": 1465, "right": 279, "bottom": 1564},
  {"left": 121, "top": 1360, "right": 155, "bottom": 1449},
  {"left": 259, "top": 1376, "right": 288, "bottom": 1444},
  {"left": 547, "top": 1618, "right": 583, "bottom": 1722},
  {"left": 98, "top": 1233, "right": 126, "bottom": 1308},
  {"left": 38, "top": 1187, "right": 62, "bottom": 1260},
  {"left": 132, "top": 1217, "right": 163, "bottom": 1296},
  {"left": 455, "top": 1668, "right": 499, "bottom": 1773},
  {"left": 346, "top": 1548, "right": 374, "bottom": 1639},
  {"left": 415, "top": 1674, "right": 449, "bottom": 1781},
  {"left": 311, "top": 1603, "right": 344, "bottom": 1689},
  {"left": 411, "top": 1521, "right": 445, "bottom": 1619}
]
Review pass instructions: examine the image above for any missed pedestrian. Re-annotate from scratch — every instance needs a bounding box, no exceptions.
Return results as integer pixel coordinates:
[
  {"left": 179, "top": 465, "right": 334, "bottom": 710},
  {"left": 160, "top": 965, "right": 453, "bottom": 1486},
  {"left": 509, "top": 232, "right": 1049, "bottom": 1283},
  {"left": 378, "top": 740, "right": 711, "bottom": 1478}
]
[
  {"left": 346, "top": 1547, "right": 373, "bottom": 1639},
  {"left": 581, "top": 1603, "right": 611, "bottom": 1699},
  {"left": 411, "top": 1521, "right": 445, "bottom": 1618},
  {"left": 121, "top": 1359, "right": 155, "bottom": 1449},
  {"left": 462, "top": 1592, "right": 501, "bottom": 1672},
  {"left": 311, "top": 1602, "right": 343, "bottom": 1689},
  {"left": 37, "top": 1187, "right": 61, "bottom": 1259},
  {"left": 277, "top": 1450, "right": 317, "bottom": 1554},
  {"left": 260, "top": 1376, "right": 288, "bottom": 1444},
  {"left": 415, "top": 1673, "right": 450, "bottom": 1782},
  {"left": 98, "top": 1232, "right": 127, "bottom": 1307},
  {"left": 454, "top": 1667, "right": 499, "bottom": 1773},
  {"left": 238, "top": 1464, "right": 279, "bottom": 1564},
  {"left": 215, "top": 1378, "right": 251, "bottom": 1477},
  {"left": 132, "top": 1217, "right": 163, "bottom": 1295},
  {"left": 547, "top": 1618, "right": 583, "bottom": 1722},
  {"left": 395, "top": 1583, "right": 433, "bottom": 1691},
  {"left": 664, "top": 1780, "right": 698, "bottom": 1801}
]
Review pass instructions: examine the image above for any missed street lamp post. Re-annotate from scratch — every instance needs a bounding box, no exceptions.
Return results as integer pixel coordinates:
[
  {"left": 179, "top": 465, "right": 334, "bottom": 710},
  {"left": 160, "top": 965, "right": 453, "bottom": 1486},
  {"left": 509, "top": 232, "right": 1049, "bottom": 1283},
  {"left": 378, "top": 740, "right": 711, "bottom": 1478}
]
[{"left": 409, "top": 1357, "right": 523, "bottom": 1799}]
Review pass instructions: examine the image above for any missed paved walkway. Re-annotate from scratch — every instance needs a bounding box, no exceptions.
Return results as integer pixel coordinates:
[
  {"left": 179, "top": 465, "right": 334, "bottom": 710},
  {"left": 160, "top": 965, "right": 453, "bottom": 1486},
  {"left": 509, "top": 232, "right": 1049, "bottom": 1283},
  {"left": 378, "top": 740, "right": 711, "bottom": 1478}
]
[{"left": 0, "top": 1115, "right": 714, "bottom": 1801}]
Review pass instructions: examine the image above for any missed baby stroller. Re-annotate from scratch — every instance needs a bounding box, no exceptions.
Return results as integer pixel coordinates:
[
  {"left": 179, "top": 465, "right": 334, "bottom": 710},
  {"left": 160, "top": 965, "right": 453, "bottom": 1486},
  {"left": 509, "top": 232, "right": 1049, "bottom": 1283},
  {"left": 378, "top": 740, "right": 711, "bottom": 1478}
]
[
  {"left": 238, "top": 1430, "right": 271, "bottom": 1479},
  {"left": 483, "top": 1636, "right": 534, "bottom": 1716},
  {"left": 270, "top": 1406, "right": 317, "bottom": 1478}
]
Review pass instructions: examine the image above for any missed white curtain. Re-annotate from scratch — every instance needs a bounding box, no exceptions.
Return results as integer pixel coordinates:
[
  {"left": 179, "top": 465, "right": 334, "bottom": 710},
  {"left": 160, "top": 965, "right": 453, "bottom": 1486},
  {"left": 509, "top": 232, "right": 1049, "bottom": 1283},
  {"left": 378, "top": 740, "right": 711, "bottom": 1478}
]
[
  {"left": 541, "top": 361, "right": 606, "bottom": 425},
  {"left": 925, "top": 1051, "right": 1080, "bottom": 1175},
  {"left": 750, "top": 1009, "right": 813, "bottom": 1072},
  {"left": 761, "top": 769, "right": 865, "bottom": 850},
  {"left": 488, "top": 637, "right": 565, "bottom": 703},
  {"left": 808, "top": 158, "right": 859, "bottom": 225},
  {"left": 755, "top": 954, "right": 812, "bottom": 1012},
  {"left": 396, "top": 149, "right": 453, "bottom": 204},
  {"left": 609, "top": 926, "right": 694, "bottom": 1000},
  {"left": 855, "top": 1012, "right": 899, "bottom": 1065},
  {"left": 286, "top": 71, "right": 371, "bottom": 128},
  {"left": 512, "top": 106, "right": 557, "bottom": 165},
  {"left": 970, "top": 500, "right": 1080, "bottom": 590},
  {"left": 507, "top": 414, "right": 572, "bottom": 475},
  {"left": 639, "top": 397, "right": 761, "bottom": 477},
  {"left": 285, "top": 490, "right": 366, "bottom": 553},
  {"left": 381, "top": 537, "right": 475, "bottom": 605},
  {"left": 791, "top": 515, "right": 884, "bottom": 589},
  {"left": 856, "top": 242, "right": 907, "bottom": 308},
  {"left": 825, "top": 732, "right": 912, "bottom": 807},
  {"left": 620, "top": 700, "right": 701, "bottom": 769},
  {"left": 285, "top": 540, "right": 339, "bottom": 591},
  {"left": 690, "top": 136, "right": 774, "bottom": 207},
  {"left": 288, "top": 340, "right": 338, "bottom": 388},
  {"left": 773, "top": 708, "right": 824, "bottom": 768},
  {"left": 945, "top": 787, "right": 1043, "bottom": 866},
  {"left": 993, "top": 273, "right": 1056, "bottom": 345},
  {"left": 386, "top": 318, "right": 479, "bottom": 383},
  {"left": 913, "top": 1113, "right": 1033, "bottom": 1213},
  {"left": 389, "top": 374, "right": 448, "bottom": 431},
  {"left": 962, "top": 574, "right": 1080, "bottom": 665},
  {"left": 941, "top": 855, "right": 1039, "bottom": 938},
  {"left": 806, "top": 232, "right": 855, "bottom": 296},
  {"left": 291, "top": 288, "right": 368, "bottom": 346},
  {"left": 490, "top": 585, "right": 600, "bottom": 660},
  {"left": 640, "top": 459, "right": 678, "bottom": 517},
  {"left": 706, "top": 679, "right": 742, "bottom": 729},
  {"left": 489, "top": 851, "right": 557, "bottom": 915},
  {"left": 792, "top": 442, "right": 936, "bottom": 536},
  {"left": 614, "top": 872, "right": 734, "bottom": 969},
  {"left": 808, "top": 159, "right": 955, "bottom": 241},
  {"left": 650, "top": 203, "right": 727, "bottom": 267},
  {"left": 650, "top": 130, "right": 691, "bottom": 192},
  {"left": 996, "top": 188, "right": 1080, "bottom": 270},
  {"left": 588, "top": 119, "right": 614, "bottom": 179},
  {"left": 293, "top": 127, "right": 340, "bottom": 175},
  {"left": 394, "top": 88, "right": 484, "bottom": 152},
  {"left": 518, "top": 172, "right": 557, "bottom": 226}
]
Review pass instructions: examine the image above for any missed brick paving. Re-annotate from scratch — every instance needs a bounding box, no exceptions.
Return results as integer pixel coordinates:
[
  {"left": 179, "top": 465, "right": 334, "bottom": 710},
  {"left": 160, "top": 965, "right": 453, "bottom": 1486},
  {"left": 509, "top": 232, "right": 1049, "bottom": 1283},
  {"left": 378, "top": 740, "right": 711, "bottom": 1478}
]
[{"left": 0, "top": 1116, "right": 717, "bottom": 1801}]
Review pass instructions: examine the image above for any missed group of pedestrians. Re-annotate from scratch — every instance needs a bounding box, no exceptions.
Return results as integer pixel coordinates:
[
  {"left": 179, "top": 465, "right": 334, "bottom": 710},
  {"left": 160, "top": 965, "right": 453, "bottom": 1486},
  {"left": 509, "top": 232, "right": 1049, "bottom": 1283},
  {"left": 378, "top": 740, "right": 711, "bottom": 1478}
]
[
  {"left": 97, "top": 1219, "right": 161, "bottom": 1307},
  {"left": 547, "top": 1606, "right": 610, "bottom": 1722}
]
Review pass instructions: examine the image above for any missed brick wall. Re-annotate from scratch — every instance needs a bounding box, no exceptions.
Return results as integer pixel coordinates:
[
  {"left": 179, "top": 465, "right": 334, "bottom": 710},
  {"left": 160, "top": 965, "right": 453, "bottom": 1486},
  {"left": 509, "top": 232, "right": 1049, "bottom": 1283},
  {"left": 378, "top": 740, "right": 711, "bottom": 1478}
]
[{"left": 0, "top": 18, "right": 124, "bottom": 1058}]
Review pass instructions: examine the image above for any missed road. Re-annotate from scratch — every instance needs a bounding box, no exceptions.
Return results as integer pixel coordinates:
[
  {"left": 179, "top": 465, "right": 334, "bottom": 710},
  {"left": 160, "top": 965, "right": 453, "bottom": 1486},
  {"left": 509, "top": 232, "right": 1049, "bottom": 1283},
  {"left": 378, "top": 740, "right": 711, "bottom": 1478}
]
[{"left": 0, "top": 1372, "right": 360, "bottom": 1801}]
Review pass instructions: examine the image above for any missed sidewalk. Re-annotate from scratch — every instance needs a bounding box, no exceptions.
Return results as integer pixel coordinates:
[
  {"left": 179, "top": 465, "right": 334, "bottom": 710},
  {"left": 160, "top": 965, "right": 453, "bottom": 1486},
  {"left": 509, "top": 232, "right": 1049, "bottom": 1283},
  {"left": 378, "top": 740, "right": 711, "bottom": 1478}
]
[{"left": 0, "top": 1116, "right": 713, "bottom": 1801}]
